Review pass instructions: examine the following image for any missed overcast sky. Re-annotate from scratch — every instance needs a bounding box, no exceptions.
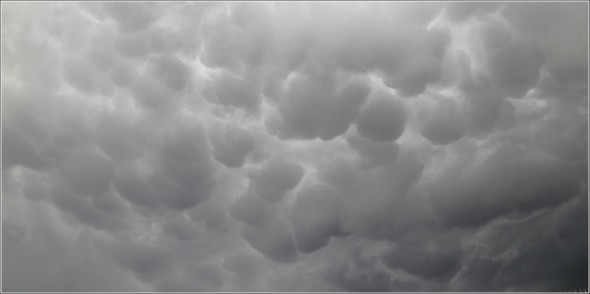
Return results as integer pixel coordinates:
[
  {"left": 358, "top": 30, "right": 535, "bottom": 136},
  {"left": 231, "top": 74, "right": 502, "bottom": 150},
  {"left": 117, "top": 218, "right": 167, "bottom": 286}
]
[{"left": 1, "top": 1, "right": 588, "bottom": 292}]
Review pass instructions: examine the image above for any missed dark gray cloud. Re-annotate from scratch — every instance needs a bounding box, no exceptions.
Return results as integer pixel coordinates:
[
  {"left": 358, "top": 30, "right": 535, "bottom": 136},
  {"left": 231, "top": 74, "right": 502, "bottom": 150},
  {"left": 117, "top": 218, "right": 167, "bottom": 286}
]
[
  {"left": 323, "top": 248, "right": 397, "bottom": 292},
  {"left": 428, "top": 141, "right": 584, "bottom": 228},
  {"left": 2, "top": 1, "right": 587, "bottom": 292},
  {"left": 452, "top": 193, "right": 588, "bottom": 291}
]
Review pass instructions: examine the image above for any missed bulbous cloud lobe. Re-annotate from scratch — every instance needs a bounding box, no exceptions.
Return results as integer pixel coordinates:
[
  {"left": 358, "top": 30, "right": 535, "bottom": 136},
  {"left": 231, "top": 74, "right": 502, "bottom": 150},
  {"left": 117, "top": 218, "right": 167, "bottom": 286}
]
[{"left": 355, "top": 91, "right": 407, "bottom": 142}]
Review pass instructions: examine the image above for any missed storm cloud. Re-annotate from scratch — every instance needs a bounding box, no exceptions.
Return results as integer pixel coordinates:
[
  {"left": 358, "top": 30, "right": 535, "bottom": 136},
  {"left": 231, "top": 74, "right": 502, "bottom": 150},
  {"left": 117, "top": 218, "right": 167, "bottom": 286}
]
[{"left": 2, "top": 1, "right": 588, "bottom": 292}]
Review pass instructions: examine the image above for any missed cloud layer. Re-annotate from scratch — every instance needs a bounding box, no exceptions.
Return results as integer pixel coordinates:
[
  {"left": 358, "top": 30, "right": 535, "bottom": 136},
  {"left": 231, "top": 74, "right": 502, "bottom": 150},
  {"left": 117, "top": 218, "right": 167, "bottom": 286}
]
[{"left": 2, "top": 2, "right": 588, "bottom": 292}]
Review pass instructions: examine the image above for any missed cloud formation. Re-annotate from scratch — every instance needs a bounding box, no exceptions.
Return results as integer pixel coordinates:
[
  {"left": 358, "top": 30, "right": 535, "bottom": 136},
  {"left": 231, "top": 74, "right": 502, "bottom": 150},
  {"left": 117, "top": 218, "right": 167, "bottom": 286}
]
[{"left": 2, "top": 1, "right": 587, "bottom": 292}]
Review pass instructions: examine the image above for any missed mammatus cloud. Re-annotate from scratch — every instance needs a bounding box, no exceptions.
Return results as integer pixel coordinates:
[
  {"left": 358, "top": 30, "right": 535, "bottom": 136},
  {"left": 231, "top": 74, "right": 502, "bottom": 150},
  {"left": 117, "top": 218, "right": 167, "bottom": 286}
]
[
  {"left": 2, "top": 1, "right": 588, "bottom": 292},
  {"left": 355, "top": 91, "right": 407, "bottom": 142}
]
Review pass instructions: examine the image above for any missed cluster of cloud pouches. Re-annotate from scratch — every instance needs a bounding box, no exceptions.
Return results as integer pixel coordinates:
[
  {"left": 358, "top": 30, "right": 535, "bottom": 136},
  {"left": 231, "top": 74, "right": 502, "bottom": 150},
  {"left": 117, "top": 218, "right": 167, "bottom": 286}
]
[{"left": 2, "top": 2, "right": 588, "bottom": 292}]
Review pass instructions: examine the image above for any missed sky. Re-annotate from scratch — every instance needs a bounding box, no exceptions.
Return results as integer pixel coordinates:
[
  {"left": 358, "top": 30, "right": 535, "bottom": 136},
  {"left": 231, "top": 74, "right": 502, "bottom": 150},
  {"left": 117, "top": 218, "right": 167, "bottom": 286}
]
[{"left": 1, "top": 1, "right": 588, "bottom": 292}]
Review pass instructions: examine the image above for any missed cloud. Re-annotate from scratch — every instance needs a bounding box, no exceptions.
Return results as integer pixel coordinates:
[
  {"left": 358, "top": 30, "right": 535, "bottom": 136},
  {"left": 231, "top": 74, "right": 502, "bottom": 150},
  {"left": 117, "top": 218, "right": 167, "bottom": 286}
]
[
  {"left": 97, "top": 237, "right": 172, "bottom": 282},
  {"left": 289, "top": 184, "right": 348, "bottom": 253},
  {"left": 272, "top": 74, "right": 372, "bottom": 141},
  {"left": 313, "top": 4, "right": 395, "bottom": 73},
  {"left": 51, "top": 184, "right": 130, "bottom": 232},
  {"left": 380, "top": 232, "right": 463, "bottom": 281},
  {"left": 275, "top": 74, "right": 334, "bottom": 140},
  {"left": 321, "top": 78, "right": 372, "bottom": 140},
  {"left": 2, "top": 2, "right": 587, "bottom": 292},
  {"left": 427, "top": 142, "right": 584, "bottom": 228},
  {"left": 500, "top": 2, "right": 588, "bottom": 87},
  {"left": 132, "top": 74, "right": 183, "bottom": 112},
  {"left": 229, "top": 191, "right": 275, "bottom": 227},
  {"left": 221, "top": 251, "right": 267, "bottom": 291},
  {"left": 2, "top": 203, "right": 144, "bottom": 292},
  {"left": 323, "top": 252, "right": 395, "bottom": 291},
  {"left": 2, "top": 125, "right": 47, "bottom": 170},
  {"left": 114, "top": 31, "right": 153, "bottom": 58},
  {"left": 147, "top": 55, "right": 191, "bottom": 91},
  {"left": 110, "top": 117, "right": 217, "bottom": 211},
  {"left": 483, "top": 28, "right": 545, "bottom": 99},
  {"left": 209, "top": 124, "right": 257, "bottom": 168},
  {"left": 222, "top": 251, "right": 262, "bottom": 277},
  {"left": 63, "top": 55, "right": 102, "bottom": 94},
  {"left": 210, "top": 70, "right": 261, "bottom": 112},
  {"left": 346, "top": 133, "right": 399, "bottom": 170},
  {"left": 153, "top": 263, "right": 226, "bottom": 292},
  {"left": 452, "top": 193, "right": 588, "bottom": 291},
  {"left": 444, "top": 2, "right": 501, "bottom": 22},
  {"left": 420, "top": 99, "right": 467, "bottom": 145},
  {"left": 383, "top": 53, "right": 445, "bottom": 97},
  {"left": 95, "top": 111, "right": 144, "bottom": 160},
  {"left": 230, "top": 2, "right": 274, "bottom": 66},
  {"left": 240, "top": 214, "right": 299, "bottom": 263},
  {"left": 318, "top": 147, "right": 427, "bottom": 241},
  {"left": 58, "top": 146, "right": 114, "bottom": 196},
  {"left": 355, "top": 91, "right": 407, "bottom": 142},
  {"left": 198, "top": 8, "right": 238, "bottom": 69},
  {"left": 103, "top": 2, "right": 157, "bottom": 34},
  {"left": 250, "top": 159, "right": 305, "bottom": 204},
  {"left": 113, "top": 161, "right": 160, "bottom": 209}
]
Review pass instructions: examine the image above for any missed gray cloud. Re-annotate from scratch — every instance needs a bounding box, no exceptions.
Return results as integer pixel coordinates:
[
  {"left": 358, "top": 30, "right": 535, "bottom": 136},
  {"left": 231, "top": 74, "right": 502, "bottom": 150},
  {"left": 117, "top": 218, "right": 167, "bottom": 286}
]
[
  {"left": 97, "top": 237, "right": 172, "bottom": 282},
  {"left": 209, "top": 71, "right": 261, "bottom": 112},
  {"left": 241, "top": 214, "right": 299, "bottom": 263},
  {"left": 346, "top": 133, "right": 399, "bottom": 170},
  {"left": 153, "top": 263, "right": 226, "bottom": 292},
  {"left": 103, "top": 2, "right": 158, "bottom": 34},
  {"left": 380, "top": 231, "right": 464, "bottom": 282},
  {"left": 250, "top": 159, "right": 305, "bottom": 204},
  {"left": 275, "top": 74, "right": 336, "bottom": 140},
  {"left": 420, "top": 99, "right": 467, "bottom": 145},
  {"left": 355, "top": 91, "right": 407, "bottom": 142},
  {"left": 58, "top": 146, "right": 114, "bottom": 196},
  {"left": 289, "top": 183, "right": 348, "bottom": 253},
  {"left": 209, "top": 124, "right": 257, "bottom": 168},
  {"left": 428, "top": 142, "right": 583, "bottom": 228},
  {"left": 2, "top": 1, "right": 587, "bottom": 292}
]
